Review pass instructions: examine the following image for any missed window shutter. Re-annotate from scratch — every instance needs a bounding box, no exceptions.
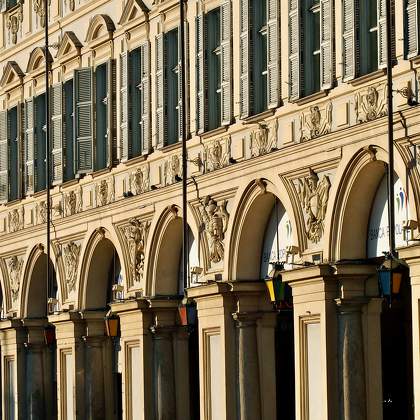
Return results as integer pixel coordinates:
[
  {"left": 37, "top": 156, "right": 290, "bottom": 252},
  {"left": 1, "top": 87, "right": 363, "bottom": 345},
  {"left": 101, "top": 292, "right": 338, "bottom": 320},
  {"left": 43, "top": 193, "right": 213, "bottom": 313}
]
[
  {"left": 377, "top": 0, "right": 387, "bottom": 68},
  {"left": 342, "top": 0, "right": 358, "bottom": 81},
  {"left": 155, "top": 34, "right": 165, "bottom": 148},
  {"left": 288, "top": 0, "right": 301, "bottom": 100},
  {"left": 74, "top": 68, "right": 93, "bottom": 174},
  {"left": 406, "top": 0, "right": 419, "bottom": 58},
  {"left": 24, "top": 99, "right": 36, "bottom": 194},
  {"left": 140, "top": 41, "right": 151, "bottom": 155},
  {"left": 51, "top": 83, "right": 63, "bottom": 184},
  {"left": 120, "top": 52, "right": 130, "bottom": 161},
  {"left": 267, "top": 0, "right": 280, "bottom": 108},
  {"left": 196, "top": 14, "right": 207, "bottom": 133},
  {"left": 239, "top": 0, "right": 250, "bottom": 118},
  {"left": 220, "top": 0, "right": 232, "bottom": 125},
  {"left": 320, "top": 0, "right": 333, "bottom": 89},
  {"left": 107, "top": 59, "right": 117, "bottom": 167},
  {"left": 178, "top": 24, "right": 184, "bottom": 141},
  {"left": 0, "top": 111, "right": 8, "bottom": 202}
]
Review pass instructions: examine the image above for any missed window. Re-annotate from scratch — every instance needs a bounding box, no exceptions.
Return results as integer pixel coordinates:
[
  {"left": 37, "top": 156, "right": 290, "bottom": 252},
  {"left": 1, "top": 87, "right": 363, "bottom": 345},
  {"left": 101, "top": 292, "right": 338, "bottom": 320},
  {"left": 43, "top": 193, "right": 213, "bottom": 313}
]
[
  {"left": 95, "top": 63, "right": 108, "bottom": 170},
  {"left": 342, "top": 0, "right": 394, "bottom": 81},
  {"left": 240, "top": 0, "right": 279, "bottom": 118},
  {"left": 0, "top": 106, "right": 19, "bottom": 202},
  {"left": 64, "top": 79, "right": 74, "bottom": 181},
  {"left": 289, "top": 0, "right": 332, "bottom": 100},
  {"left": 196, "top": 0, "right": 232, "bottom": 133},
  {"left": 405, "top": 0, "right": 419, "bottom": 58}
]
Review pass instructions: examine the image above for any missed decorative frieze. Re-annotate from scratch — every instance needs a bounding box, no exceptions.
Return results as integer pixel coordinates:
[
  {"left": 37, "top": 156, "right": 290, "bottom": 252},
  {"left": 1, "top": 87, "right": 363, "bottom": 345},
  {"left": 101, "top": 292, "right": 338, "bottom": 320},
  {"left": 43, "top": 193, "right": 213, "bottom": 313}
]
[
  {"left": 8, "top": 207, "right": 24, "bottom": 233},
  {"left": 249, "top": 119, "right": 278, "bottom": 157},
  {"left": 201, "top": 196, "right": 229, "bottom": 265},
  {"left": 37, "top": 201, "right": 47, "bottom": 224},
  {"left": 7, "top": 255, "right": 23, "bottom": 302},
  {"left": 6, "top": 1, "right": 23, "bottom": 45},
  {"left": 64, "top": 188, "right": 83, "bottom": 217},
  {"left": 300, "top": 103, "right": 332, "bottom": 142},
  {"left": 297, "top": 170, "right": 331, "bottom": 244},
  {"left": 204, "top": 137, "right": 231, "bottom": 172},
  {"left": 63, "top": 241, "right": 81, "bottom": 293},
  {"left": 163, "top": 155, "right": 182, "bottom": 186},
  {"left": 355, "top": 85, "right": 387, "bottom": 124},
  {"left": 130, "top": 166, "right": 150, "bottom": 195},
  {"left": 33, "top": 0, "right": 51, "bottom": 28},
  {"left": 96, "top": 177, "right": 115, "bottom": 207}
]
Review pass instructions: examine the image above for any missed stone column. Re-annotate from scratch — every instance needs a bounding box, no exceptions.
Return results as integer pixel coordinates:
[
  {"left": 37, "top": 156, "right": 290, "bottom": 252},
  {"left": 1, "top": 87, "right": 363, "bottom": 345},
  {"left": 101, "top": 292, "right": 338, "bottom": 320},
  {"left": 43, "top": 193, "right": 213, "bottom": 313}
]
[
  {"left": 336, "top": 298, "right": 368, "bottom": 420},
  {"left": 233, "top": 312, "right": 262, "bottom": 420},
  {"left": 150, "top": 325, "right": 176, "bottom": 420}
]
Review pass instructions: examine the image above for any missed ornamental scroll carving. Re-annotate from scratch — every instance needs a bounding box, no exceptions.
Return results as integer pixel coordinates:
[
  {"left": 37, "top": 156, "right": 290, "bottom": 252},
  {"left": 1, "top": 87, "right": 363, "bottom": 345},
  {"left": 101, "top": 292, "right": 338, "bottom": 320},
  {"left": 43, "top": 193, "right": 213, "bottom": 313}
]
[
  {"left": 8, "top": 207, "right": 24, "bottom": 233},
  {"left": 250, "top": 119, "right": 278, "bottom": 157},
  {"left": 130, "top": 166, "right": 150, "bottom": 195},
  {"left": 300, "top": 103, "right": 332, "bottom": 142},
  {"left": 63, "top": 241, "right": 81, "bottom": 293},
  {"left": 355, "top": 86, "right": 387, "bottom": 123},
  {"left": 201, "top": 196, "right": 229, "bottom": 265},
  {"left": 7, "top": 256, "right": 23, "bottom": 302},
  {"left": 122, "top": 218, "right": 151, "bottom": 285},
  {"left": 204, "top": 137, "right": 231, "bottom": 172},
  {"left": 297, "top": 170, "right": 331, "bottom": 244},
  {"left": 96, "top": 177, "right": 115, "bottom": 207}
]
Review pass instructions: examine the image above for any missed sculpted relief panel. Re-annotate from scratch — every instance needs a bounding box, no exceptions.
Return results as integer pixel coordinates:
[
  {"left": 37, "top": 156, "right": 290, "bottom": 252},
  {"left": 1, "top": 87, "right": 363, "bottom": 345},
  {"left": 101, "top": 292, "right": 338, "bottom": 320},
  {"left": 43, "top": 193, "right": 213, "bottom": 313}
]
[
  {"left": 300, "top": 103, "right": 332, "bottom": 142},
  {"left": 63, "top": 241, "right": 81, "bottom": 295},
  {"left": 355, "top": 85, "right": 387, "bottom": 123},
  {"left": 7, "top": 255, "right": 24, "bottom": 303}
]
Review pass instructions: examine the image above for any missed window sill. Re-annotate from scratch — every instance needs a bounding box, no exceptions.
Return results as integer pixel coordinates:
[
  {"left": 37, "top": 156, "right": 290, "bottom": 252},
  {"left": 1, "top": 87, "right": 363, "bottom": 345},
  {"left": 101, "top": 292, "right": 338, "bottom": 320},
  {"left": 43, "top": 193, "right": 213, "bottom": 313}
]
[
  {"left": 160, "top": 141, "right": 182, "bottom": 153},
  {"left": 348, "top": 69, "right": 386, "bottom": 87},
  {"left": 200, "top": 125, "right": 228, "bottom": 140},
  {"left": 294, "top": 90, "right": 328, "bottom": 106},
  {"left": 91, "top": 167, "right": 111, "bottom": 178},
  {"left": 242, "top": 109, "right": 275, "bottom": 124},
  {"left": 61, "top": 178, "right": 80, "bottom": 189},
  {"left": 409, "top": 54, "right": 420, "bottom": 65},
  {"left": 123, "top": 154, "right": 148, "bottom": 167},
  {"left": 5, "top": 198, "right": 21, "bottom": 207}
]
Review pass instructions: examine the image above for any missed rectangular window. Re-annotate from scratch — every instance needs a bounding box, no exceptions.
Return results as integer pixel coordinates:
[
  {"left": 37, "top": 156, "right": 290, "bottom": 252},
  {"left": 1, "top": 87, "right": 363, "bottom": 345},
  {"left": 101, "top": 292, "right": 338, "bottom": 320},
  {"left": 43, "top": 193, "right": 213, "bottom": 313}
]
[
  {"left": 95, "top": 63, "right": 108, "bottom": 171},
  {"left": 405, "top": 0, "right": 419, "bottom": 58},
  {"left": 360, "top": 0, "right": 378, "bottom": 76},
  {"left": 35, "top": 93, "right": 46, "bottom": 192},
  {"left": 8, "top": 106, "right": 19, "bottom": 201},
  {"left": 129, "top": 47, "right": 142, "bottom": 157},
  {"left": 64, "top": 79, "right": 74, "bottom": 181}
]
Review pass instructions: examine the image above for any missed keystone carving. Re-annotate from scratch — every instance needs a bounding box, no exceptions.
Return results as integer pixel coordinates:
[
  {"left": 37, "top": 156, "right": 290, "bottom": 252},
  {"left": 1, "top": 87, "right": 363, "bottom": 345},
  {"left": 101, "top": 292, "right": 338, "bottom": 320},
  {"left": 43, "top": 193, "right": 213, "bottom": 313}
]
[
  {"left": 63, "top": 241, "right": 81, "bottom": 293},
  {"left": 130, "top": 166, "right": 150, "bottom": 195},
  {"left": 96, "top": 177, "right": 115, "bottom": 207},
  {"left": 163, "top": 155, "right": 181, "bottom": 186},
  {"left": 8, "top": 207, "right": 24, "bottom": 232},
  {"left": 300, "top": 103, "right": 332, "bottom": 142},
  {"left": 201, "top": 196, "right": 229, "bottom": 265},
  {"left": 355, "top": 86, "right": 387, "bottom": 123},
  {"left": 122, "top": 218, "right": 151, "bottom": 284},
  {"left": 297, "top": 170, "right": 331, "bottom": 244},
  {"left": 250, "top": 120, "right": 278, "bottom": 157},
  {"left": 204, "top": 137, "right": 231, "bottom": 172},
  {"left": 8, "top": 256, "right": 23, "bottom": 302}
]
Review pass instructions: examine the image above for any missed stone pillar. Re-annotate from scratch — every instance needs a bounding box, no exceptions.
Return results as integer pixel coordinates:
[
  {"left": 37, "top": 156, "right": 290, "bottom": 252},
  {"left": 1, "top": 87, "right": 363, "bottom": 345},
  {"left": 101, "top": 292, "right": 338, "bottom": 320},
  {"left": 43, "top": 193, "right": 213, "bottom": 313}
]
[
  {"left": 150, "top": 325, "right": 176, "bottom": 420},
  {"left": 336, "top": 299, "right": 368, "bottom": 420},
  {"left": 233, "top": 312, "right": 261, "bottom": 420}
]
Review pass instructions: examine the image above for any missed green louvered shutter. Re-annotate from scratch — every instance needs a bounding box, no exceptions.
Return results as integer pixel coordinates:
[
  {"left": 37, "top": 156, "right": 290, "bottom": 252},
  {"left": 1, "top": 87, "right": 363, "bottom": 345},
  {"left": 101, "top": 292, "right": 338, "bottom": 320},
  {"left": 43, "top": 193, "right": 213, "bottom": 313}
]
[
  {"left": 406, "top": 0, "right": 419, "bottom": 58},
  {"left": 267, "top": 0, "right": 280, "bottom": 108},
  {"left": 120, "top": 52, "right": 130, "bottom": 161},
  {"left": 239, "top": 0, "right": 250, "bottom": 119},
  {"left": 74, "top": 68, "right": 93, "bottom": 174},
  {"left": 107, "top": 59, "right": 117, "bottom": 167},
  {"left": 24, "top": 99, "right": 36, "bottom": 194},
  {"left": 177, "top": 24, "right": 184, "bottom": 141},
  {"left": 220, "top": 0, "right": 232, "bottom": 125},
  {"left": 377, "top": 0, "right": 387, "bottom": 68},
  {"left": 140, "top": 42, "right": 151, "bottom": 155},
  {"left": 342, "top": 0, "right": 357, "bottom": 81},
  {"left": 9, "top": 106, "right": 19, "bottom": 200},
  {"left": 320, "top": 0, "right": 333, "bottom": 89},
  {"left": 51, "top": 83, "right": 63, "bottom": 184},
  {"left": 289, "top": 0, "right": 301, "bottom": 100},
  {"left": 196, "top": 13, "right": 207, "bottom": 133},
  {"left": 0, "top": 111, "right": 8, "bottom": 202},
  {"left": 155, "top": 34, "right": 165, "bottom": 148}
]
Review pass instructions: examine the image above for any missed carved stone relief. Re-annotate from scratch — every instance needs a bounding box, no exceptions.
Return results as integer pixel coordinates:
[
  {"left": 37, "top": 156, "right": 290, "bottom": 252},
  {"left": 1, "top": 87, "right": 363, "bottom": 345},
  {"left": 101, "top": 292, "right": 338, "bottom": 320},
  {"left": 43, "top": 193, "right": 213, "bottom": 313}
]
[
  {"left": 65, "top": 0, "right": 75, "bottom": 11},
  {"left": 163, "top": 155, "right": 181, "bottom": 186},
  {"left": 63, "top": 241, "right": 81, "bottom": 293},
  {"left": 250, "top": 120, "right": 278, "bottom": 157},
  {"left": 355, "top": 85, "right": 387, "bottom": 123},
  {"left": 7, "top": 256, "right": 23, "bottom": 302},
  {"left": 200, "top": 196, "right": 229, "bottom": 265},
  {"left": 33, "top": 0, "right": 51, "bottom": 28},
  {"left": 204, "top": 137, "right": 231, "bottom": 172},
  {"left": 37, "top": 201, "right": 47, "bottom": 224},
  {"left": 96, "top": 177, "right": 115, "bottom": 207},
  {"left": 6, "top": 2, "right": 23, "bottom": 45},
  {"left": 8, "top": 207, "right": 24, "bottom": 233},
  {"left": 122, "top": 218, "right": 151, "bottom": 285},
  {"left": 64, "top": 188, "right": 83, "bottom": 217},
  {"left": 296, "top": 170, "right": 331, "bottom": 244},
  {"left": 130, "top": 166, "right": 150, "bottom": 195},
  {"left": 300, "top": 103, "right": 332, "bottom": 142}
]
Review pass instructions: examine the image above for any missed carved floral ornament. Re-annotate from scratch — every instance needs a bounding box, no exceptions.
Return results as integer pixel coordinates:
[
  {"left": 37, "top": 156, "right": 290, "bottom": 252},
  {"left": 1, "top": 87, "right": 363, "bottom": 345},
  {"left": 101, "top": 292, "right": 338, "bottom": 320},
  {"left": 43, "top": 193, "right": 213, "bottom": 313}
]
[
  {"left": 63, "top": 241, "right": 81, "bottom": 293},
  {"left": 300, "top": 102, "right": 332, "bottom": 142},
  {"left": 7, "top": 255, "right": 24, "bottom": 302},
  {"left": 122, "top": 218, "right": 151, "bottom": 285},
  {"left": 297, "top": 170, "right": 331, "bottom": 244},
  {"left": 200, "top": 196, "right": 230, "bottom": 265},
  {"left": 355, "top": 85, "right": 387, "bottom": 123}
]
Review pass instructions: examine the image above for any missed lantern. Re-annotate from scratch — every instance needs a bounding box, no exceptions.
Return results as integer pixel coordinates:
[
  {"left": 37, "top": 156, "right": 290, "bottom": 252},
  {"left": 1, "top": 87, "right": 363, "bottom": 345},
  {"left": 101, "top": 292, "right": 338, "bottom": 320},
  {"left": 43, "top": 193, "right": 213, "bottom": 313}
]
[
  {"left": 44, "top": 326, "right": 56, "bottom": 346},
  {"left": 178, "top": 299, "right": 197, "bottom": 327},
  {"left": 105, "top": 314, "right": 119, "bottom": 337},
  {"left": 264, "top": 262, "right": 292, "bottom": 310},
  {"left": 378, "top": 253, "right": 406, "bottom": 306}
]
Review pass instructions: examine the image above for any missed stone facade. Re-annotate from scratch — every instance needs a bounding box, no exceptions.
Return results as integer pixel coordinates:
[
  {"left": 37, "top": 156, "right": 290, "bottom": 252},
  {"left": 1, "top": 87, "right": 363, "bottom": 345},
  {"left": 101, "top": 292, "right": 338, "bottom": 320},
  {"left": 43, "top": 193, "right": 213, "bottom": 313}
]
[{"left": 0, "top": 0, "right": 418, "bottom": 419}]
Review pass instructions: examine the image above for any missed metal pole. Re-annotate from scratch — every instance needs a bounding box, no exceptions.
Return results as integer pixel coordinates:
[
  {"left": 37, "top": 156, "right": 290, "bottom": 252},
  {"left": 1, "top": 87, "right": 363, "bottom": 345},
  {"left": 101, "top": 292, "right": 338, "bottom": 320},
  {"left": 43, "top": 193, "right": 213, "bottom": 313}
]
[
  {"left": 180, "top": 0, "right": 189, "bottom": 290},
  {"left": 386, "top": 0, "right": 396, "bottom": 257},
  {"left": 45, "top": 0, "right": 51, "bottom": 311}
]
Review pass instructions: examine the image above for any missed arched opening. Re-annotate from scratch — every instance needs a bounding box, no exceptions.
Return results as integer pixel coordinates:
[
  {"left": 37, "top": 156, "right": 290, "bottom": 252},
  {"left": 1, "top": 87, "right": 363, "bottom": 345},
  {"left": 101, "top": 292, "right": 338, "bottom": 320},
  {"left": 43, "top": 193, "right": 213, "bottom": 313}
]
[{"left": 366, "top": 172, "right": 414, "bottom": 420}]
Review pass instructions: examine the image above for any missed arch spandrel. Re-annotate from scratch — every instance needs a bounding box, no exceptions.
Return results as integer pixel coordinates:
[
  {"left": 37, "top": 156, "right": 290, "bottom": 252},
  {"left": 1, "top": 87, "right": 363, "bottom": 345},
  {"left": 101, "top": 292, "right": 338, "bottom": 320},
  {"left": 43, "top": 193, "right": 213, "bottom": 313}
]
[
  {"left": 227, "top": 178, "right": 300, "bottom": 282},
  {"left": 327, "top": 145, "right": 418, "bottom": 261}
]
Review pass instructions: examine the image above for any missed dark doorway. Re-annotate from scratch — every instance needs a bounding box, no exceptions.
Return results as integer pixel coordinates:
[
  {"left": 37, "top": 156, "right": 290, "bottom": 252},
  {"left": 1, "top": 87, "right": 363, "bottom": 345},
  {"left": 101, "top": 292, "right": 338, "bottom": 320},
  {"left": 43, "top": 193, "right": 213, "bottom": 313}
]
[
  {"left": 381, "top": 274, "right": 414, "bottom": 420},
  {"left": 275, "top": 307, "right": 295, "bottom": 420},
  {"left": 189, "top": 324, "right": 200, "bottom": 419}
]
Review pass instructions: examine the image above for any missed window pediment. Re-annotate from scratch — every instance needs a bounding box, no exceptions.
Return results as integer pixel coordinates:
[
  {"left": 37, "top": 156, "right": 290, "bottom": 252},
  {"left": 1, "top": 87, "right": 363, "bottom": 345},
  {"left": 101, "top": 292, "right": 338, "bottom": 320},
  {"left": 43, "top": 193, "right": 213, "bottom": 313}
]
[
  {"left": 85, "top": 14, "right": 115, "bottom": 45},
  {"left": 55, "top": 31, "right": 82, "bottom": 60},
  {"left": 26, "top": 47, "right": 52, "bottom": 75},
  {"left": 0, "top": 61, "right": 24, "bottom": 90},
  {"left": 119, "top": 0, "right": 149, "bottom": 26}
]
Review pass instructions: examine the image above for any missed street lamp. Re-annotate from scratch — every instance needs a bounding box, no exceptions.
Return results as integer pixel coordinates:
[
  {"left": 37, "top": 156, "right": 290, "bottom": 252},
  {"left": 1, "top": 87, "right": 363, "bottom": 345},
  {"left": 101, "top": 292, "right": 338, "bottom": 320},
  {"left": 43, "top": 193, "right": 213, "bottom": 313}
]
[
  {"left": 105, "top": 313, "right": 119, "bottom": 337},
  {"left": 377, "top": 252, "right": 406, "bottom": 306},
  {"left": 178, "top": 297, "right": 197, "bottom": 327},
  {"left": 264, "top": 262, "right": 292, "bottom": 310}
]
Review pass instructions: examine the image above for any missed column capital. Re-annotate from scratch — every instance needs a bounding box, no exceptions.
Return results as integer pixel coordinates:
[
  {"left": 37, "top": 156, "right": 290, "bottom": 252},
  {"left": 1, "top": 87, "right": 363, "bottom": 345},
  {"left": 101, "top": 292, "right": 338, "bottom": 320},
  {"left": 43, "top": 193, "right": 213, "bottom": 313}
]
[
  {"left": 149, "top": 324, "right": 177, "bottom": 339},
  {"left": 232, "top": 311, "right": 261, "bottom": 327},
  {"left": 335, "top": 297, "right": 369, "bottom": 313}
]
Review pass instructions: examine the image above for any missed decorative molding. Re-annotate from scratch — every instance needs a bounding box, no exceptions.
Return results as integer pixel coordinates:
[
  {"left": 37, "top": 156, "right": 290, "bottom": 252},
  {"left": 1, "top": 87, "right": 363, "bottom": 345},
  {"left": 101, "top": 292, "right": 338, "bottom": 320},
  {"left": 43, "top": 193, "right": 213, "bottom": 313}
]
[
  {"left": 297, "top": 170, "right": 331, "bottom": 244},
  {"left": 63, "top": 241, "right": 81, "bottom": 293},
  {"left": 6, "top": 2, "right": 23, "bottom": 45},
  {"left": 250, "top": 119, "right": 278, "bottom": 157},
  {"left": 300, "top": 103, "right": 332, "bottom": 142},
  {"left": 7, "top": 255, "right": 23, "bottom": 302},
  {"left": 119, "top": 0, "right": 149, "bottom": 25},
  {"left": 200, "top": 196, "right": 229, "bottom": 265},
  {"left": 0, "top": 61, "right": 24, "bottom": 89},
  {"left": 55, "top": 31, "right": 82, "bottom": 59},
  {"left": 33, "top": 0, "right": 51, "bottom": 28},
  {"left": 355, "top": 85, "right": 387, "bottom": 124}
]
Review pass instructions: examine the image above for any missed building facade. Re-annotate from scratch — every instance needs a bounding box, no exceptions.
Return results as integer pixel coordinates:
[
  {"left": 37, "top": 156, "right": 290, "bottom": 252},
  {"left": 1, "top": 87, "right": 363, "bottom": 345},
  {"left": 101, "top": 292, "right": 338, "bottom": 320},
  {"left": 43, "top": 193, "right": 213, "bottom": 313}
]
[{"left": 0, "top": 0, "right": 419, "bottom": 419}]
